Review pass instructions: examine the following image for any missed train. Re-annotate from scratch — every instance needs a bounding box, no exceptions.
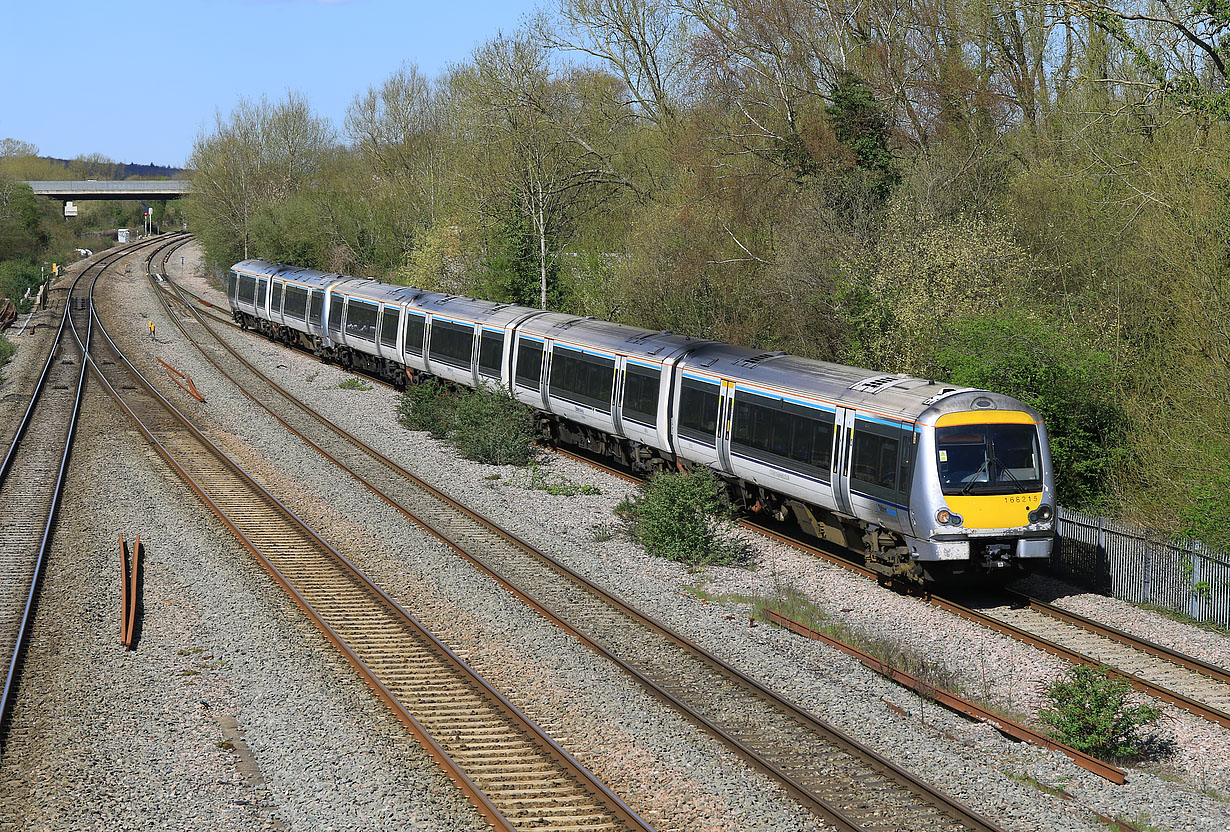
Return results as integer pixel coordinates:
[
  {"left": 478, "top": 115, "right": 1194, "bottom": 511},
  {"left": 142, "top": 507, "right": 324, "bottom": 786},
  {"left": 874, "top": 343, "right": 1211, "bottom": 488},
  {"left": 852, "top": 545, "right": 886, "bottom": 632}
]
[{"left": 227, "top": 258, "right": 1057, "bottom": 583}]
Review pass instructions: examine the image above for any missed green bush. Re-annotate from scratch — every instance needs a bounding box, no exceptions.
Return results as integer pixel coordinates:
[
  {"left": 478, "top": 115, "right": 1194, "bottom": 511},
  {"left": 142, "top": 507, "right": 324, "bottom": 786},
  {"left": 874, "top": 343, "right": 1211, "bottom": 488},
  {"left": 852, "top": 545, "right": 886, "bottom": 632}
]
[
  {"left": 450, "top": 384, "right": 540, "bottom": 466},
  {"left": 397, "top": 378, "right": 456, "bottom": 439},
  {"left": 1039, "top": 666, "right": 1161, "bottom": 759},
  {"left": 0, "top": 333, "right": 14, "bottom": 384},
  {"left": 617, "top": 468, "right": 746, "bottom": 567},
  {"left": 398, "top": 379, "right": 539, "bottom": 465}
]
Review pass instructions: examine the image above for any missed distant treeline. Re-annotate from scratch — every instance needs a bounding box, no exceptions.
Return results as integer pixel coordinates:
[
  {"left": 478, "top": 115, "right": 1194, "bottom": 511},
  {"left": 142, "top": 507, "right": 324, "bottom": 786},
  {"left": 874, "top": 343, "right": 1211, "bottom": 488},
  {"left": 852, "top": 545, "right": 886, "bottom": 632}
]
[{"left": 184, "top": 1, "right": 1230, "bottom": 550}]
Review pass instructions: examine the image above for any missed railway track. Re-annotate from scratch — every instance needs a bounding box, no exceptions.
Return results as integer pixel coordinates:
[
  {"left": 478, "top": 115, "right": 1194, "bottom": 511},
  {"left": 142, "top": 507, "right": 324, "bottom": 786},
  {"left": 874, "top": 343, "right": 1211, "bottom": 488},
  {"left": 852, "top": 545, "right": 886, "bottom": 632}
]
[
  {"left": 742, "top": 516, "right": 1230, "bottom": 729},
  {"left": 0, "top": 236, "right": 180, "bottom": 741},
  {"left": 152, "top": 253, "right": 1001, "bottom": 831},
  {"left": 90, "top": 242, "right": 650, "bottom": 832}
]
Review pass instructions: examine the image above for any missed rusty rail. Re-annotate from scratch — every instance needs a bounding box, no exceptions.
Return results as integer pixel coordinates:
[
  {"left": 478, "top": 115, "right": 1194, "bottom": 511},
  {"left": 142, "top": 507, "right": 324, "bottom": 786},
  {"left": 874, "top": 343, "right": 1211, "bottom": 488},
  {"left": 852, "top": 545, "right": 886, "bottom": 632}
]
[
  {"left": 157, "top": 357, "right": 205, "bottom": 402},
  {"left": 119, "top": 534, "right": 141, "bottom": 649},
  {"left": 0, "top": 299, "right": 15, "bottom": 331},
  {"left": 763, "top": 609, "right": 1128, "bottom": 784}
]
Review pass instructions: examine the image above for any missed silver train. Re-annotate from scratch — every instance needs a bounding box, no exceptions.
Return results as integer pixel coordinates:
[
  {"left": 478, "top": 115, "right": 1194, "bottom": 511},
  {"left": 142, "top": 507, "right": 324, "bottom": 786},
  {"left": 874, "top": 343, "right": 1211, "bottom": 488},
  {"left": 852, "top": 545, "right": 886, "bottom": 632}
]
[{"left": 228, "top": 258, "right": 1057, "bottom": 582}]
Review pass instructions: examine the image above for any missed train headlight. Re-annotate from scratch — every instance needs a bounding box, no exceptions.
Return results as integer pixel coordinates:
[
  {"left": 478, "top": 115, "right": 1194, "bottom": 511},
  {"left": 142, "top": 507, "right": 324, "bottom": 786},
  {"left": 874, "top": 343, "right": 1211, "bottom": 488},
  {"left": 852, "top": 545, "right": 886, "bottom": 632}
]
[
  {"left": 1029, "top": 504, "right": 1054, "bottom": 523},
  {"left": 935, "top": 509, "right": 963, "bottom": 526}
]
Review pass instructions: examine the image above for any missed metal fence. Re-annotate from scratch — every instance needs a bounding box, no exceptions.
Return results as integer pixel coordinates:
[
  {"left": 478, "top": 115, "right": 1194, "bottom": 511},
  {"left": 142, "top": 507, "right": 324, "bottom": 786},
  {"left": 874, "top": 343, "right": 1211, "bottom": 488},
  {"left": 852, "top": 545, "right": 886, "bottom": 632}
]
[{"left": 1053, "top": 507, "right": 1230, "bottom": 627}]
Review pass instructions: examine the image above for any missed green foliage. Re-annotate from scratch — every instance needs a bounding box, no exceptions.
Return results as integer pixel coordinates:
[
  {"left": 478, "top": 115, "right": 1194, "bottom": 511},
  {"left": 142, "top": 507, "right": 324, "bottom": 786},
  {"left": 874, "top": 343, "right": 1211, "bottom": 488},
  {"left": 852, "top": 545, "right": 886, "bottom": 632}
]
[
  {"left": 398, "top": 379, "right": 540, "bottom": 465},
  {"left": 338, "top": 377, "right": 372, "bottom": 391},
  {"left": 826, "top": 72, "right": 897, "bottom": 197},
  {"left": 397, "top": 378, "right": 456, "bottom": 438},
  {"left": 1039, "top": 666, "right": 1161, "bottom": 759},
  {"left": 0, "top": 333, "right": 14, "bottom": 385},
  {"left": 616, "top": 468, "right": 746, "bottom": 567},
  {"left": 514, "top": 461, "right": 601, "bottom": 496},
  {"left": 449, "top": 384, "right": 540, "bottom": 465},
  {"left": 929, "top": 311, "right": 1125, "bottom": 509},
  {"left": 0, "top": 261, "right": 41, "bottom": 312}
]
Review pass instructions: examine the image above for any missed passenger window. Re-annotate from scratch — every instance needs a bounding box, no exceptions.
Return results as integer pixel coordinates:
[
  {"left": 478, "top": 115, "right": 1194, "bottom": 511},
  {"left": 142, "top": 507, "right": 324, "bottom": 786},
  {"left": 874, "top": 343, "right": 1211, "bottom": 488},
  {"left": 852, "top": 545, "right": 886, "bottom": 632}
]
[
  {"left": 429, "top": 319, "right": 474, "bottom": 369},
  {"left": 549, "top": 347, "right": 615, "bottom": 412},
  {"left": 851, "top": 421, "right": 903, "bottom": 501},
  {"left": 380, "top": 307, "right": 400, "bottom": 347},
  {"left": 730, "top": 390, "right": 834, "bottom": 476},
  {"left": 678, "top": 377, "right": 720, "bottom": 444},
  {"left": 284, "top": 285, "right": 308, "bottom": 319},
  {"left": 309, "top": 290, "right": 324, "bottom": 327},
  {"left": 516, "top": 338, "right": 544, "bottom": 389},
  {"left": 328, "top": 293, "right": 344, "bottom": 334},
  {"left": 238, "top": 275, "right": 256, "bottom": 304},
  {"left": 404, "top": 313, "right": 425, "bottom": 355},
  {"left": 256, "top": 278, "right": 267, "bottom": 309},
  {"left": 270, "top": 282, "right": 283, "bottom": 314},
  {"left": 227, "top": 272, "right": 238, "bottom": 300},
  {"left": 345, "top": 299, "right": 379, "bottom": 341},
  {"left": 622, "top": 364, "right": 660, "bottom": 426},
  {"left": 479, "top": 330, "right": 504, "bottom": 378}
]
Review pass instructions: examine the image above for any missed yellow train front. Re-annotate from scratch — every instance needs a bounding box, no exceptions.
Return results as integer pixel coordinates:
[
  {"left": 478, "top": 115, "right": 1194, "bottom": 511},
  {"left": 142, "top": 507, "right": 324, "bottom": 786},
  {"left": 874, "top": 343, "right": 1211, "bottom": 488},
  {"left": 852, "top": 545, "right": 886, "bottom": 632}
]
[{"left": 905, "top": 392, "right": 1056, "bottom": 582}]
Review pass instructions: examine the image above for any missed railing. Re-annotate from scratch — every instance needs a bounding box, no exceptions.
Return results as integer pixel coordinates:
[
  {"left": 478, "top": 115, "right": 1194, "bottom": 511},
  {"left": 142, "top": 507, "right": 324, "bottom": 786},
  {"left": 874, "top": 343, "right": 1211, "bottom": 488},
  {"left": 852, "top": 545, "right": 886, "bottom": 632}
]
[{"left": 1053, "top": 507, "right": 1230, "bottom": 628}]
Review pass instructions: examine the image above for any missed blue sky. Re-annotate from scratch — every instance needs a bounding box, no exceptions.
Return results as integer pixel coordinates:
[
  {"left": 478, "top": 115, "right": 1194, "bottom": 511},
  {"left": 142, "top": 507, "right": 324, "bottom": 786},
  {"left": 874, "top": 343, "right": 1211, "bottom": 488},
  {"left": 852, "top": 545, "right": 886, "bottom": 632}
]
[{"left": 0, "top": 0, "right": 536, "bottom": 168}]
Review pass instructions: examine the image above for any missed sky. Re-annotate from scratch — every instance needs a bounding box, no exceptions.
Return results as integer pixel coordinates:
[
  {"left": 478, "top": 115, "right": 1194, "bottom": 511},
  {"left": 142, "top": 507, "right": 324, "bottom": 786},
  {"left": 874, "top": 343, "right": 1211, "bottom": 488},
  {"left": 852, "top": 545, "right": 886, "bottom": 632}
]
[{"left": 0, "top": 0, "right": 537, "bottom": 168}]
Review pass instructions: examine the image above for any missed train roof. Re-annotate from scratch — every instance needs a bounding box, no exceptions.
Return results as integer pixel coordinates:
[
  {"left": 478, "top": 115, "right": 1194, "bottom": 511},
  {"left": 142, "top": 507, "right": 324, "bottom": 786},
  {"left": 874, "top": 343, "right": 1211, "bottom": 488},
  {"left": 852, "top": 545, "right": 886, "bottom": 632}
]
[
  {"left": 233, "top": 258, "right": 341, "bottom": 289},
  {"left": 409, "top": 293, "right": 546, "bottom": 329},
  {"left": 678, "top": 343, "right": 978, "bottom": 423},
  {"left": 518, "top": 313, "right": 711, "bottom": 363}
]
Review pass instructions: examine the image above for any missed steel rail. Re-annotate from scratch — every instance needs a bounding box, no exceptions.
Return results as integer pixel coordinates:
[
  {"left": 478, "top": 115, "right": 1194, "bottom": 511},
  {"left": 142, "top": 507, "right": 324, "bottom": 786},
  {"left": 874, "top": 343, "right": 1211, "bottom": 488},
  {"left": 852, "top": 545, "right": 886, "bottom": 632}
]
[
  {"left": 88, "top": 253, "right": 650, "bottom": 832},
  {"left": 0, "top": 235, "right": 180, "bottom": 741},
  {"left": 151, "top": 264, "right": 1002, "bottom": 832}
]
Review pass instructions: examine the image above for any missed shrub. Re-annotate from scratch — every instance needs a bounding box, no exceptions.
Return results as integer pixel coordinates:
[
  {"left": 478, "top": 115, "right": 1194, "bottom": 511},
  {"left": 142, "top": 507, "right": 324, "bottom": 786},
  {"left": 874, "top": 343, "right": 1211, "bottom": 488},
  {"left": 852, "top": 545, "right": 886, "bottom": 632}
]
[
  {"left": 617, "top": 468, "right": 746, "bottom": 567},
  {"left": 0, "top": 333, "right": 13, "bottom": 385},
  {"left": 450, "top": 385, "right": 539, "bottom": 466},
  {"left": 397, "top": 378, "right": 455, "bottom": 439},
  {"left": 1039, "top": 665, "right": 1161, "bottom": 759}
]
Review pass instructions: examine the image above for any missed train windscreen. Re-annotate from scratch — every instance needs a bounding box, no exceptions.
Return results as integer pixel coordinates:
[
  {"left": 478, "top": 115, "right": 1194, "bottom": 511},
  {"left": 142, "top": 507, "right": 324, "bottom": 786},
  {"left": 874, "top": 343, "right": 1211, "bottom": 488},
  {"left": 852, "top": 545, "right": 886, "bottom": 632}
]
[{"left": 936, "top": 423, "right": 1042, "bottom": 495}]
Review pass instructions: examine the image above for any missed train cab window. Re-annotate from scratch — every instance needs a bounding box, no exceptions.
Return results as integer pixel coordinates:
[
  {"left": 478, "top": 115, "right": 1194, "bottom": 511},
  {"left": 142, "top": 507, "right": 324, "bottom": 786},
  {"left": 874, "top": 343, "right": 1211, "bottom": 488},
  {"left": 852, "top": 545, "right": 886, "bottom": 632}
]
[
  {"left": 404, "top": 313, "right": 425, "bottom": 356},
  {"left": 256, "top": 278, "right": 267, "bottom": 309},
  {"left": 328, "top": 293, "right": 344, "bottom": 335},
  {"left": 851, "top": 421, "right": 903, "bottom": 503},
  {"left": 550, "top": 347, "right": 615, "bottom": 412},
  {"left": 380, "top": 307, "right": 400, "bottom": 348},
  {"left": 731, "top": 390, "right": 833, "bottom": 477},
  {"left": 227, "top": 271, "right": 238, "bottom": 300},
  {"left": 622, "top": 364, "right": 660, "bottom": 426},
  {"left": 478, "top": 330, "right": 504, "bottom": 378},
  {"left": 284, "top": 285, "right": 308, "bottom": 320},
  {"left": 346, "top": 299, "right": 378, "bottom": 341},
  {"left": 238, "top": 275, "right": 256, "bottom": 305},
  {"left": 515, "top": 338, "right": 543, "bottom": 390},
  {"left": 678, "top": 377, "right": 720, "bottom": 444},
  {"left": 309, "top": 290, "right": 324, "bottom": 327},
  {"left": 429, "top": 319, "right": 474, "bottom": 369},
  {"left": 270, "top": 282, "right": 283, "bottom": 315}
]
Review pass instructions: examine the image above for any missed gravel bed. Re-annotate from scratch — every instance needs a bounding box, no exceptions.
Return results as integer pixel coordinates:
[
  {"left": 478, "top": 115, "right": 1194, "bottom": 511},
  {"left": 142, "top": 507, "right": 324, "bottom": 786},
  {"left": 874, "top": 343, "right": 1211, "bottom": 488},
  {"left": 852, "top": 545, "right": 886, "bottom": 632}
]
[
  {"left": 94, "top": 247, "right": 826, "bottom": 831},
  {"left": 0, "top": 248, "right": 486, "bottom": 832},
  {"left": 164, "top": 246, "right": 1230, "bottom": 830}
]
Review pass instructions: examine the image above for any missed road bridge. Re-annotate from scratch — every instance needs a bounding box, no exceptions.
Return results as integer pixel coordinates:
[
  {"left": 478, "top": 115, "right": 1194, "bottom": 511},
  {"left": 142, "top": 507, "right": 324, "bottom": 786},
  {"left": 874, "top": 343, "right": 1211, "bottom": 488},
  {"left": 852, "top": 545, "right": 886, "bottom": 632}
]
[{"left": 25, "top": 180, "right": 193, "bottom": 201}]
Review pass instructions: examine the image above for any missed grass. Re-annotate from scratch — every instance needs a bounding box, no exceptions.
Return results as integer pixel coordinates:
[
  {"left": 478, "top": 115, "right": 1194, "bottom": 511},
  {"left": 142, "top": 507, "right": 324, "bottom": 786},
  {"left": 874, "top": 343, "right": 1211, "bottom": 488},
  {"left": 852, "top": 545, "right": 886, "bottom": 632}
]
[
  {"left": 1128, "top": 600, "right": 1230, "bottom": 636},
  {"left": 512, "top": 462, "right": 601, "bottom": 496},
  {"left": 338, "top": 377, "right": 373, "bottom": 391},
  {"left": 1004, "top": 770, "right": 1070, "bottom": 799},
  {"left": 682, "top": 578, "right": 754, "bottom": 605},
  {"left": 1097, "top": 813, "right": 1163, "bottom": 832},
  {"left": 214, "top": 740, "right": 235, "bottom": 751}
]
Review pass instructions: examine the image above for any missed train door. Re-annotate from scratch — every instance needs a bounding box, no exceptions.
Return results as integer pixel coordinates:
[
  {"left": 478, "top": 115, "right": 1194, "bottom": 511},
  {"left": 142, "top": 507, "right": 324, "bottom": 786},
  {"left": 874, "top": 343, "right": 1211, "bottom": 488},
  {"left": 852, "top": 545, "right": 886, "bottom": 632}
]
[
  {"left": 831, "top": 407, "right": 856, "bottom": 515},
  {"left": 715, "top": 379, "right": 736, "bottom": 474}
]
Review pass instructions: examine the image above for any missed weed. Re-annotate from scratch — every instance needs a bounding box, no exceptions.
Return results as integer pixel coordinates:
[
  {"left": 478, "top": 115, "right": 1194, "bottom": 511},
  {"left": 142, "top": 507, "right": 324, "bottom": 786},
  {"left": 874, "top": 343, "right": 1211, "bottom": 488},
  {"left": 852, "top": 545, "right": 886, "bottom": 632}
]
[
  {"left": 1200, "top": 786, "right": 1230, "bottom": 803},
  {"left": 1004, "top": 770, "right": 1069, "bottom": 798},
  {"left": 617, "top": 468, "right": 746, "bottom": 567},
  {"left": 1098, "top": 813, "right": 1163, "bottom": 832},
  {"left": 1129, "top": 600, "right": 1230, "bottom": 637},
  {"left": 515, "top": 462, "right": 601, "bottom": 496},
  {"left": 1040, "top": 665, "right": 1162, "bottom": 759},
  {"left": 215, "top": 740, "right": 235, "bottom": 751},
  {"left": 338, "top": 377, "right": 372, "bottom": 391},
  {"left": 180, "top": 669, "right": 199, "bottom": 677},
  {"left": 305, "top": 371, "right": 319, "bottom": 382},
  {"left": 591, "top": 524, "right": 615, "bottom": 543},
  {"left": 484, "top": 473, "right": 502, "bottom": 480},
  {"left": 682, "top": 579, "right": 754, "bottom": 605}
]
